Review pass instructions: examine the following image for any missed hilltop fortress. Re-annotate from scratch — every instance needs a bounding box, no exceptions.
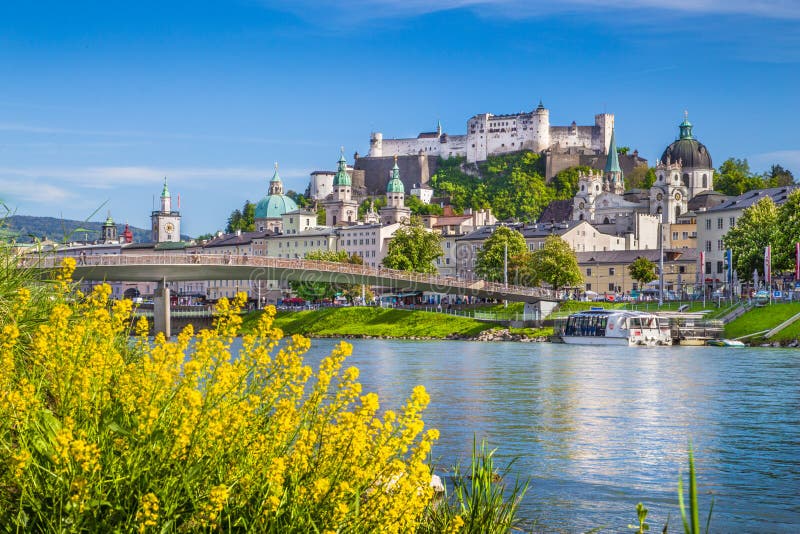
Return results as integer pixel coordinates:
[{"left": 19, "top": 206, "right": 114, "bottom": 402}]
[{"left": 368, "top": 101, "right": 614, "bottom": 163}]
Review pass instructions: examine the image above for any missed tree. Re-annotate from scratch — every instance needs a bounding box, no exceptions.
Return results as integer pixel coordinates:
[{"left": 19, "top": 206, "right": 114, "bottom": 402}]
[
  {"left": 529, "top": 235, "right": 582, "bottom": 292},
  {"left": 474, "top": 226, "right": 530, "bottom": 284},
  {"left": 289, "top": 250, "right": 363, "bottom": 302},
  {"left": 723, "top": 196, "right": 780, "bottom": 281},
  {"left": 358, "top": 196, "right": 387, "bottom": 219},
  {"left": 382, "top": 219, "right": 443, "bottom": 274},
  {"left": 551, "top": 166, "right": 593, "bottom": 199},
  {"left": 714, "top": 158, "right": 764, "bottom": 196},
  {"left": 626, "top": 165, "right": 656, "bottom": 190},
  {"left": 225, "top": 201, "right": 256, "bottom": 233},
  {"left": 286, "top": 190, "right": 310, "bottom": 208},
  {"left": 763, "top": 164, "right": 796, "bottom": 188},
  {"left": 775, "top": 189, "right": 800, "bottom": 271},
  {"left": 617, "top": 146, "right": 630, "bottom": 155},
  {"left": 628, "top": 256, "right": 657, "bottom": 290}
]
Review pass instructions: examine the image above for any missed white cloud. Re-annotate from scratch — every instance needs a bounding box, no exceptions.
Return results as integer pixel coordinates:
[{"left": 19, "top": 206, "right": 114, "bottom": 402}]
[
  {"left": 749, "top": 150, "right": 800, "bottom": 173},
  {"left": 0, "top": 178, "right": 75, "bottom": 204},
  {"left": 272, "top": 0, "right": 800, "bottom": 21},
  {"left": 0, "top": 165, "right": 310, "bottom": 189},
  {"left": 0, "top": 122, "right": 326, "bottom": 147}
]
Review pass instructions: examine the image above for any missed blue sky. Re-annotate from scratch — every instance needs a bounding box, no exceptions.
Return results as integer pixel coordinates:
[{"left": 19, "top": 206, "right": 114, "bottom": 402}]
[{"left": 1, "top": 0, "right": 798, "bottom": 236}]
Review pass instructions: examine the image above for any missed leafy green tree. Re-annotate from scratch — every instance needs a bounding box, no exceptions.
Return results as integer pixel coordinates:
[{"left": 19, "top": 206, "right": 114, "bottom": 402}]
[
  {"left": 628, "top": 256, "right": 657, "bottom": 289},
  {"left": 551, "top": 166, "right": 593, "bottom": 199},
  {"left": 195, "top": 233, "right": 216, "bottom": 242},
  {"left": 286, "top": 190, "right": 311, "bottom": 208},
  {"left": 225, "top": 200, "right": 256, "bottom": 233},
  {"left": 723, "top": 196, "right": 780, "bottom": 281},
  {"left": 316, "top": 207, "right": 326, "bottom": 226},
  {"left": 226, "top": 209, "right": 243, "bottom": 234},
  {"left": 529, "top": 235, "right": 582, "bottom": 292},
  {"left": 475, "top": 226, "right": 530, "bottom": 283},
  {"left": 775, "top": 189, "right": 800, "bottom": 271},
  {"left": 289, "top": 250, "right": 363, "bottom": 302},
  {"left": 626, "top": 166, "right": 656, "bottom": 190},
  {"left": 763, "top": 164, "right": 796, "bottom": 188},
  {"left": 382, "top": 219, "right": 443, "bottom": 274},
  {"left": 405, "top": 194, "right": 443, "bottom": 216},
  {"left": 714, "top": 158, "right": 764, "bottom": 196},
  {"left": 358, "top": 196, "right": 387, "bottom": 219},
  {"left": 617, "top": 146, "right": 630, "bottom": 155}
]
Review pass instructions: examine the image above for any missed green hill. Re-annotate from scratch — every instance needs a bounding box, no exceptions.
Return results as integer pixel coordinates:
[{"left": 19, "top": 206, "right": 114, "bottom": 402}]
[{"left": 3, "top": 215, "right": 189, "bottom": 243}]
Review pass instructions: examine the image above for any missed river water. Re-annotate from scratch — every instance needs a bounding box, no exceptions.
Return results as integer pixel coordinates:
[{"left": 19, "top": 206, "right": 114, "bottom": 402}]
[{"left": 239, "top": 338, "right": 800, "bottom": 533}]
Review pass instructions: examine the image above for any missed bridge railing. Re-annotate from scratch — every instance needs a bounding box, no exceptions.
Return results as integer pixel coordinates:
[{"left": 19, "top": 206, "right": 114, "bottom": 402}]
[{"left": 32, "top": 253, "right": 557, "bottom": 300}]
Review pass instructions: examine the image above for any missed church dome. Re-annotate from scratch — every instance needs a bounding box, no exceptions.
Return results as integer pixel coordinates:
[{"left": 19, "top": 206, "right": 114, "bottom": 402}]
[
  {"left": 387, "top": 157, "right": 405, "bottom": 193},
  {"left": 660, "top": 116, "right": 713, "bottom": 169},
  {"left": 254, "top": 195, "right": 298, "bottom": 219},
  {"left": 254, "top": 164, "right": 298, "bottom": 219}
]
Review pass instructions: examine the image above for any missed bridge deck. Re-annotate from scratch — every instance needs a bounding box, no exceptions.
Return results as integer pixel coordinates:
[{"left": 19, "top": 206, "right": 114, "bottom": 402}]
[{"left": 33, "top": 254, "right": 558, "bottom": 302}]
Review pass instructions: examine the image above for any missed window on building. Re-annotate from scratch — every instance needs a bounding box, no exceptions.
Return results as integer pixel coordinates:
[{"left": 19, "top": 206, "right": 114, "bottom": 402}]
[
  {"left": 717, "top": 218, "right": 723, "bottom": 229},
  {"left": 586, "top": 283, "right": 592, "bottom": 290},
  {"left": 717, "top": 261, "right": 723, "bottom": 274},
  {"left": 679, "top": 266, "right": 686, "bottom": 274},
  {"left": 706, "top": 219, "right": 712, "bottom": 230},
  {"left": 609, "top": 267, "right": 615, "bottom": 275},
  {"left": 587, "top": 268, "right": 592, "bottom": 276},
  {"left": 705, "top": 261, "right": 711, "bottom": 274},
  {"left": 718, "top": 240, "right": 724, "bottom": 250},
  {"left": 608, "top": 283, "right": 616, "bottom": 291},
  {"left": 729, "top": 217, "right": 736, "bottom": 227},
  {"left": 705, "top": 241, "right": 712, "bottom": 252},
  {"left": 682, "top": 231, "right": 688, "bottom": 240},
  {"left": 672, "top": 232, "right": 678, "bottom": 240}
]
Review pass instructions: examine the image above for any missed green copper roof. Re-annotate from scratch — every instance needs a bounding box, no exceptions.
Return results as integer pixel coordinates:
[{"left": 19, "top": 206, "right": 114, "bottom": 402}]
[
  {"left": 387, "top": 158, "right": 405, "bottom": 193},
  {"left": 333, "top": 149, "right": 351, "bottom": 186},
  {"left": 604, "top": 128, "right": 622, "bottom": 175},
  {"left": 270, "top": 162, "right": 281, "bottom": 182},
  {"left": 254, "top": 194, "right": 298, "bottom": 219},
  {"left": 161, "top": 177, "right": 170, "bottom": 198},
  {"left": 679, "top": 114, "right": 694, "bottom": 139},
  {"left": 104, "top": 214, "right": 115, "bottom": 226}
]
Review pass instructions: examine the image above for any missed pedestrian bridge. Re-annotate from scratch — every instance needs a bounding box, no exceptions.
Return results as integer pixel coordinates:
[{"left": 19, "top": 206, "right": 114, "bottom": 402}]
[{"left": 34, "top": 254, "right": 559, "bottom": 336}]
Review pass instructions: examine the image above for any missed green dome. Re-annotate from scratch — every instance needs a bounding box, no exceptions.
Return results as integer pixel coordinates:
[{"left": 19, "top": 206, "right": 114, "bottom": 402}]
[
  {"left": 333, "top": 150, "right": 351, "bottom": 186},
  {"left": 254, "top": 194, "right": 298, "bottom": 219},
  {"left": 255, "top": 164, "right": 297, "bottom": 219},
  {"left": 387, "top": 159, "right": 404, "bottom": 193}
]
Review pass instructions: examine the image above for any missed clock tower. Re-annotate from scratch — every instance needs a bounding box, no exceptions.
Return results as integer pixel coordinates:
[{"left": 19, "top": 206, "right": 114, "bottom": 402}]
[{"left": 151, "top": 177, "right": 181, "bottom": 242}]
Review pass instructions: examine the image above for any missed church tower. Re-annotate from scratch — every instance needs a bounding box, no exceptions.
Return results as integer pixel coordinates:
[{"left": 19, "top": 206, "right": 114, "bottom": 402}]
[
  {"left": 151, "top": 177, "right": 181, "bottom": 242},
  {"left": 604, "top": 128, "right": 624, "bottom": 195},
  {"left": 380, "top": 156, "right": 412, "bottom": 225},
  {"left": 101, "top": 211, "right": 118, "bottom": 243},
  {"left": 323, "top": 149, "right": 359, "bottom": 226}
]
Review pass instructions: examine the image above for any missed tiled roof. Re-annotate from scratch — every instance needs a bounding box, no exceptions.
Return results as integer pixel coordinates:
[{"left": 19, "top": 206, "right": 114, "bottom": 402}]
[{"left": 705, "top": 186, "right": 799, "bottom": 213}]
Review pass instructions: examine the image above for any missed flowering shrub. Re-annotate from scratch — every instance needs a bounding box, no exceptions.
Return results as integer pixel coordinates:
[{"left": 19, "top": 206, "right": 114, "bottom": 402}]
[{"left": 0, "top": 258, "right": 438, "bottom": 531}]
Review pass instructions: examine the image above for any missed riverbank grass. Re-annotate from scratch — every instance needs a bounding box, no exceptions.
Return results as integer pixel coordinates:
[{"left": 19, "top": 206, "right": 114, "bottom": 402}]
[
  {"left": 724, "top": 302, "right": 800, "bottom": 340},
  {"left": 241, "top": 307, "right": 496, "bottom": 339}
]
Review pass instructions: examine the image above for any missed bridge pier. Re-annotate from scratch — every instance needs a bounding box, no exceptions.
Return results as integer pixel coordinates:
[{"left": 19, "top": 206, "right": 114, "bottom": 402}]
[{"left": 153, "top": 280, "right": 171, "bottom": 338}]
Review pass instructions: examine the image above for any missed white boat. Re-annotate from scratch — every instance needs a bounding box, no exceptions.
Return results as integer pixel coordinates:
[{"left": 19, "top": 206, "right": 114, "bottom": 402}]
[
  {"left": 560, "top": 309, "right": 672, "bottom": 346},
  {"left": 706, "top": 338, "right": 746, "bottom": 347}
]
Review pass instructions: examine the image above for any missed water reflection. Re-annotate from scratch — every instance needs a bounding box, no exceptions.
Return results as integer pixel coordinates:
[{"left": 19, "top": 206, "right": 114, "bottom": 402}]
[{"left": 235, "top": 338, "right": 800, "bottom": 533}]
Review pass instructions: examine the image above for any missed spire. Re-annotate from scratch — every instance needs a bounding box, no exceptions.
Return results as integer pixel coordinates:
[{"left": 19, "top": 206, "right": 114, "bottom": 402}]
[
  {"left": 679, "top": 110, "right": 694, "bottom": 139},
  {"left": 604, "top": 128, "right": 622, "bottom": 174},
  {"left": 387, "top": 154, "right": 405, "bottom": 194},
  {"left": 104, "top": 209, "right": 114, "bottom": 226},
  {"left": 536, "top": 99, "right": 545, "bottom": 111},
  {"left": 333, "top": 147, "right": 352, "bottom": 186},
  {"left": 268, "top": 162, "right": 284, "bottom": 195},
  {"left": 437, "top": 120, "right": 442, "bottom": 136},
  {"left": 161, "top": 177, "right": 170, "bottom": 198}
]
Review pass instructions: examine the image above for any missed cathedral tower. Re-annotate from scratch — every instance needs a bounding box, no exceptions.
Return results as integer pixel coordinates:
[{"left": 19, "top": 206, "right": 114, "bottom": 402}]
[{"left": 380, "top": 156, "right": 412, "bottom": 225}]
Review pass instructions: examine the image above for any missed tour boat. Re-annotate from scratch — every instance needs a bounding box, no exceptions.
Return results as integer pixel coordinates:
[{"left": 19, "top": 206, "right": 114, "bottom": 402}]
[{"left": 560, "top": 309, "right": 672, "bottom": 346}]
